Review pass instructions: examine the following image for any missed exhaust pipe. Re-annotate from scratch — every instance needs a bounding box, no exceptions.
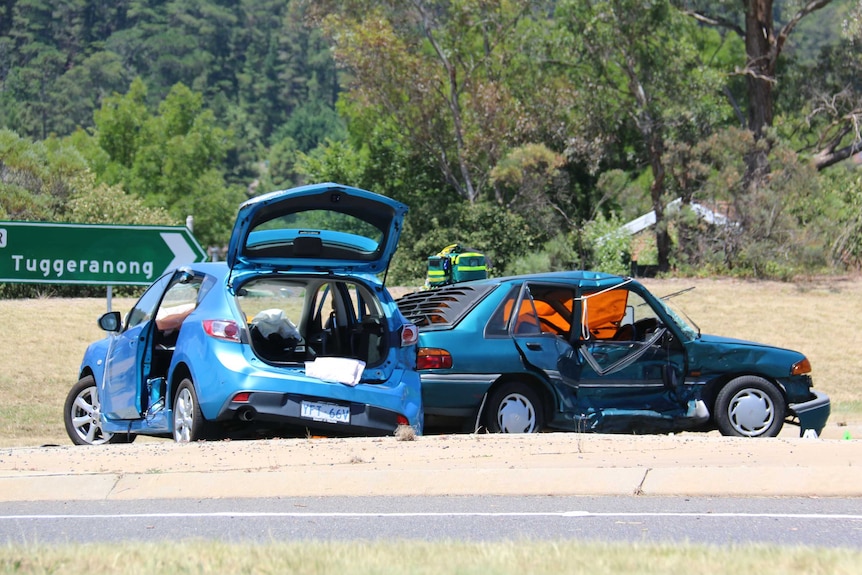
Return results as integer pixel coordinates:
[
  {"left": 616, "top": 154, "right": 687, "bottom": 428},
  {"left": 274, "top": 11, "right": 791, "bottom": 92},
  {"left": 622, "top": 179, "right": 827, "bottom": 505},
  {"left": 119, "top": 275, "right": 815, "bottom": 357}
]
[{"left": 237, "top": 407, "right": 257, "bottom": 422}]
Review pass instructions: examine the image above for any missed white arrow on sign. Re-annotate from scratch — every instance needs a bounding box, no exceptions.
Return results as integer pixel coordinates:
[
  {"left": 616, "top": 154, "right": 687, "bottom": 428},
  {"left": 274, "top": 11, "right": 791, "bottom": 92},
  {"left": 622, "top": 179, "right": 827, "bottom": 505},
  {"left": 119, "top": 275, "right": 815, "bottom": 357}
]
[{"left": 161, "top": 232, "right": 201, "bottom": 273}]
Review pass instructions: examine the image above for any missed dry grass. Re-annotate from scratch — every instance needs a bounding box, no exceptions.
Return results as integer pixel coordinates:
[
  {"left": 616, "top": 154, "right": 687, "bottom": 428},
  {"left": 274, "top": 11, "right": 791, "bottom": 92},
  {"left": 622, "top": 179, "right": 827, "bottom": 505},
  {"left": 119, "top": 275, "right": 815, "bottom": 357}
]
[
  {"left": 2, "top": 276, "right": 861, "bottom": 447},
  {"left": 0, "top": 296, "right": 136, "bottom": 447},
  {"left": 395, "top": 423, "right": 418, "bottom": 441},
  {"left": 0, "top": 540, "right": 860, "bottom": 575}
]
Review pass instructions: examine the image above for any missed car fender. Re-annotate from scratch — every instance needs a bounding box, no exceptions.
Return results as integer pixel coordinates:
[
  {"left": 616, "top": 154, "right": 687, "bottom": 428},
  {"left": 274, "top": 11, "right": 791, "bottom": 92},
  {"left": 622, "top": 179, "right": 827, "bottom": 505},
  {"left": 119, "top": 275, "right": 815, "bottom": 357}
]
[
  {"left": 165, "top": 319, "right": 257, "bottom": 420},
  {"left": 78, "top": 337, "right": 112, "bottom": 386}
]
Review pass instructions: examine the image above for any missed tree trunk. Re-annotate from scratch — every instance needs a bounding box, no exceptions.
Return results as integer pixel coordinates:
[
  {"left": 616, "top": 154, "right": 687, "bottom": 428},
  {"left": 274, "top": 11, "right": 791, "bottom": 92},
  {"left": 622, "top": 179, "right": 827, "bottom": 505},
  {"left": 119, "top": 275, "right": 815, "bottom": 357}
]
[
  {"left": 648, "top": 134, "right": 671, "bottom": 273},
  {"left": 744, "top": 1, "right": 775, "bottom": 139}
]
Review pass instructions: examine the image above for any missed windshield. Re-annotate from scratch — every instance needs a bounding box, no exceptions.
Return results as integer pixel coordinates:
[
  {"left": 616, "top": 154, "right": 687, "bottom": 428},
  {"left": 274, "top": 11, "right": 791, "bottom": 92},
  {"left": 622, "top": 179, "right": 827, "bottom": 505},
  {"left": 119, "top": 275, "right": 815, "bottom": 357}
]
[{"left": 656, "top": 296, "right": 699, "bottom": 340}]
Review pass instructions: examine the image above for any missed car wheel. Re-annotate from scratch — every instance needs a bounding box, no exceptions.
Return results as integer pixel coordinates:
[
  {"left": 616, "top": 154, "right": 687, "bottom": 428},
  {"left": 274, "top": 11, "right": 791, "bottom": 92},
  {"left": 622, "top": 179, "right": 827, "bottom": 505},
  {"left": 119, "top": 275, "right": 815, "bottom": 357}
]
[
  {"left": 484, "top": 382, "right": 544, "bottom": 433},
  {"left": 63, "top": 375, "right": 135, "bottom": 445},
  {"left": 715, "top": 376, "right": 786, "bottom": 437},
  {"left": 173, "top": 378, "right": 207, "bottom": 443}
]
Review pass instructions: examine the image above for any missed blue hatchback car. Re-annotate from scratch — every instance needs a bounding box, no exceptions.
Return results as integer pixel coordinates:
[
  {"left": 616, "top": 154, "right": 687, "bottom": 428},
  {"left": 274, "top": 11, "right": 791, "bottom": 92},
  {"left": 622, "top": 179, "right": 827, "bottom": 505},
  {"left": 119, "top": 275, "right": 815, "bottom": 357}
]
[
  {"left": 64, "top": 183, "right": 422, "bottom": 444},
  {"left": 397, "top": 272, "right": 830, "bottom": 438}
]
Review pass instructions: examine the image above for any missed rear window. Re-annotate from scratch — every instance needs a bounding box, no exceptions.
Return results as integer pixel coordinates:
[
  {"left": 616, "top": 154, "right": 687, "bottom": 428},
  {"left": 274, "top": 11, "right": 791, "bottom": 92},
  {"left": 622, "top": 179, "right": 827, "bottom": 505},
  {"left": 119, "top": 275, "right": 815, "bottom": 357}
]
[
  {"left": 397, "top": 283, "right": 496, "bottom": 328},
  {"left": 244, "top": 210, "right": 384, "bottom": 262}
]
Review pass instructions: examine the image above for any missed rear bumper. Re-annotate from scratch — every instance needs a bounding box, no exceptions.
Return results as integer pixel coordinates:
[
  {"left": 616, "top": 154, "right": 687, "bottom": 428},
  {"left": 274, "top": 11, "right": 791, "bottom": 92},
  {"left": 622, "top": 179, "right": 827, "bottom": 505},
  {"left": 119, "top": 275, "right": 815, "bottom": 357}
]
[
  {"left": 788, "top": 389, "right": 831, "bottom": 437},
  {"left": 216, "top": 391, "right": 416, "bottom": 436}
]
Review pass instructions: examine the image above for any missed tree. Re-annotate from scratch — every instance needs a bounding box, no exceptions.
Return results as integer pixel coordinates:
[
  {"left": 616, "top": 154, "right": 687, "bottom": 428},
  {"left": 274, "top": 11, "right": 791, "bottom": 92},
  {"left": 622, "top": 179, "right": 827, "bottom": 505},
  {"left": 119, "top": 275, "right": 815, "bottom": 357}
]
[
  {"left": 674, "top": 1, "right": 851, "bottom": 172},
  {"left": 77, "top": 79, "right": 245, "bottom": 247},
  {"left": 1, "top": 44, "right": 66, "bottom": 139},
  {"left": 798, "top": 12, "right": 862, "bottom": 169},
  {"left": 678, "top": 1, "right": 832, "bottom": 135},
  {"left": 0, "top": 128, "right": 89, "bottom": 220},
  {"left": 551, "top": 0, "right": 726, "bottom": 271},
  {"left": 92, "top": 76, "right": 149, "bottom": 183},
  {"left": 307, "top": 0, "right": 535, "bottom": 204}
]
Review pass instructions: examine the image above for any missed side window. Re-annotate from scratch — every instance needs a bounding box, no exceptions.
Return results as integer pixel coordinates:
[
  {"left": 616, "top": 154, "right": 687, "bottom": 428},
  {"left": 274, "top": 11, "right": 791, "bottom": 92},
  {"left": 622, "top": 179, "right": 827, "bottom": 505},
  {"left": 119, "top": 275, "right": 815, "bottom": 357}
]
[
  {"left": 513, "top": 293, "right": 541, "bottom": 334},
  {"left": 578, "top": 286, "right": 669, "bottom": 376},
  {"left": 485, "top": 285, "right": 521, "bottom": 337},
  {"left": 580, "top": 287, "right": 662, "bottom": 342},
  {"left": 496, "top": 283, "right": 575, "bottom": 337},
  {"left": 528, "top": 285, "right": 574, "bottom": 337},
  {"left": 126, "top": 273, "right": 173, "bottom": 330},
  {"left": 621, "top": 290, "right": 662, "bottom": 342},
  {"left": 155, "top": 274, "right": 203, "bottom": 333},
  {"left": 237, "top": 281, "right": 306, "bottom": 326}
]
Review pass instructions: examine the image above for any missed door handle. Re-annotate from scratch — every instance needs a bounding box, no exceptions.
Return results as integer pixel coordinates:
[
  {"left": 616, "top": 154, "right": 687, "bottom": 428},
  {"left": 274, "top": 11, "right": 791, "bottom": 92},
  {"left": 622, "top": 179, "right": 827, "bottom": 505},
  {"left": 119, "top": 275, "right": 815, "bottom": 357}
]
[{"left": 526, "top": 342, "right": 542, "bottom": 351}]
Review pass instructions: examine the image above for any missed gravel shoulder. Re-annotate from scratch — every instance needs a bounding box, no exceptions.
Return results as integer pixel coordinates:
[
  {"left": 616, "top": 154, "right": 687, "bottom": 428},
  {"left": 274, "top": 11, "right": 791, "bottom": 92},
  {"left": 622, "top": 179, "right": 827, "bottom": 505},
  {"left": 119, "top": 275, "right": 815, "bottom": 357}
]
[{"left": 2, "top": 428, "right": 861, "bottom": 502}]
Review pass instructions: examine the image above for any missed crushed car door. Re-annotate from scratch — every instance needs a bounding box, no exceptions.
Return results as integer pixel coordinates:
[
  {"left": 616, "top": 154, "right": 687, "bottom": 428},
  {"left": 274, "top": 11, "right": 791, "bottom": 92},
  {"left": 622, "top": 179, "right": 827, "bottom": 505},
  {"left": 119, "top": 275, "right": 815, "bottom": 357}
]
[
  {"left": 573, "top": 283, "right": 688, "bottom": 422},
  {"left": 510, "top": 282, "right": 578, "bottom": 394}
]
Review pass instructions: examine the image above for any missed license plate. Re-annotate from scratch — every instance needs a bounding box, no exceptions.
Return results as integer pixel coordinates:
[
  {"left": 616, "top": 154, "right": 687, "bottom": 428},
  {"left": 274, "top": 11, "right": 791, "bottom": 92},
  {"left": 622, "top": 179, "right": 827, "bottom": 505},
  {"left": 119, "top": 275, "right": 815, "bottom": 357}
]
[{"left": 300, "top": 400, "right": 350, "bottom": 424}]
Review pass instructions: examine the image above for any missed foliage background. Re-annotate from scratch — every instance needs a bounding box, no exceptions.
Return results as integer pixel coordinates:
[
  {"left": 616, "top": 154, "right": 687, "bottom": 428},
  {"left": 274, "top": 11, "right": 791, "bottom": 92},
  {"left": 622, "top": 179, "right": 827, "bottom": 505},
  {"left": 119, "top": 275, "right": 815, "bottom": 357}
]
[{"left": 2, "top": 0, "right": 862, "bottom": 295}]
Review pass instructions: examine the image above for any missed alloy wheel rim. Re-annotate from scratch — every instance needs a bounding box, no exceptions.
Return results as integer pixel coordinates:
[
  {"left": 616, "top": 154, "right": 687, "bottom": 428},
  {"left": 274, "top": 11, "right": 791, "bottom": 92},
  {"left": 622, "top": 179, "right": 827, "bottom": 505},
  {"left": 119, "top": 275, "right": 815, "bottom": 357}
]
[
  {"left": 71, "top": 386, "right": 113, "bottom": 445},
  {"left": 174, "top": 388, "right": 194, "bottom": 442}
]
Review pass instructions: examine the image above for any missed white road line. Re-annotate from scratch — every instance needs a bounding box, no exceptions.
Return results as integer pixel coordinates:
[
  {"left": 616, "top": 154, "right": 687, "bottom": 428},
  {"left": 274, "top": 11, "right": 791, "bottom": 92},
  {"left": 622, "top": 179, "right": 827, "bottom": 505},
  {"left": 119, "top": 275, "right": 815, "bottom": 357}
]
[{"left": 2, "top": 511, "right": 862, "bottom": 520}]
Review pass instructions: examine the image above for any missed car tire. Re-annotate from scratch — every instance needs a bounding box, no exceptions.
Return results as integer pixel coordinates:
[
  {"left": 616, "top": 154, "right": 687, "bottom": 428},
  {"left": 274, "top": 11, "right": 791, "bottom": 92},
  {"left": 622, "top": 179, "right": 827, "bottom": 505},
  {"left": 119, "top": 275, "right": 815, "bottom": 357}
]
[
  {"left": 173, "top": 378, "right": 207, "bottom": 443},
  {"left": 484, "top": 382, "right": 544, "bottom": 433},
  {"left": 64, "top": 375, "right": 135, "bottom": 445},
  {"left": 715, "top": 376, "right": 785, "bottom": 437}
]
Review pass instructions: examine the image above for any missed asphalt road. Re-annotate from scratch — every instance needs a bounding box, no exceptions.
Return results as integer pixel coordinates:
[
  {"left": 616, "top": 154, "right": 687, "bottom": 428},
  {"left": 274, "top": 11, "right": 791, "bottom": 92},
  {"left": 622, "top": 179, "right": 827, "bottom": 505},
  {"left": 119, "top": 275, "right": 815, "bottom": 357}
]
[{"left": 2, "top": 495, "right": 862, "bottom": 547}]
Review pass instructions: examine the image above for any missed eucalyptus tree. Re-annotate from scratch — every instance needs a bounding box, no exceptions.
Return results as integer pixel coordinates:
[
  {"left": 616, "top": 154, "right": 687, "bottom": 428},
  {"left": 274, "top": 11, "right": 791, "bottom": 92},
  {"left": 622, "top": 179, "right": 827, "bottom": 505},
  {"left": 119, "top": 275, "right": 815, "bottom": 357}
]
[
  {"left": 306, "top": 0, "right": 537, "bottom": 204},
  {"left": 802, "top": 3, "right": 862, "bottom": 169},
  {"left": 549, "top": 0, "right": 726, "bottom": 271},
  {"left": 671, "top": 0, "right": 862, "bottom": 182},
  {"left": 676, "top": 1, "right": 834, "bottom": 139}
]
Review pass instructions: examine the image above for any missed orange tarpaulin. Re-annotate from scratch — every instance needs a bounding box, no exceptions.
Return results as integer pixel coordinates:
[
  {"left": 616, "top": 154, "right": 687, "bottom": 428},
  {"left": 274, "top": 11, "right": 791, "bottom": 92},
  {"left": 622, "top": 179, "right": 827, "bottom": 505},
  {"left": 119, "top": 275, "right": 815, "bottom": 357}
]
[{"left": 582, "top": 289, "right": 628, "bottom": 339}]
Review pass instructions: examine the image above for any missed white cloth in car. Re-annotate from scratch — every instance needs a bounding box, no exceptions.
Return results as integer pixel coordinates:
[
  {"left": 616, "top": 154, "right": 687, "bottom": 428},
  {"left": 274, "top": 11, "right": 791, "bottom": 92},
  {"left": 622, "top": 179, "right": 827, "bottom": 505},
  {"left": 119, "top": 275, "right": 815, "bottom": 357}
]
[
  {"left": 251, "top": 309, "right": 301, "bottom": 341},
  {"left": 306, "top": 357, "right": 366, "bottom": 386}
]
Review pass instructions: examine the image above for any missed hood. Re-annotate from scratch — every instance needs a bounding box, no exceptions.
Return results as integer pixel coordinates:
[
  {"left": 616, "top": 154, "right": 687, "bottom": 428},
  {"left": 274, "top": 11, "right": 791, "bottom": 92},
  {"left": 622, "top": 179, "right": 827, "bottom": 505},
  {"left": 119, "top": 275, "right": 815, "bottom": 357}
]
[
  {"left": 227, "top": 183, "right": 408, "bottom": 275},
  {"left": 696, "top": 333, "right": 786, "bottom": 349},
  {"left": 689, "top": 333, "right": 807, "bottom": 379}
]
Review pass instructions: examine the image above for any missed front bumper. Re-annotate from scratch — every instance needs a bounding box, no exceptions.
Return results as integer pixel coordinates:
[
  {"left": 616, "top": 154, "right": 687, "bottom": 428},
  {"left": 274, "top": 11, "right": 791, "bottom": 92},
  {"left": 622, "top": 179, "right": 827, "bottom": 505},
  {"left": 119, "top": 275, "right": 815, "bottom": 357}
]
[{"left": 788, "top": 389, "right": 831, "bottom": 437}]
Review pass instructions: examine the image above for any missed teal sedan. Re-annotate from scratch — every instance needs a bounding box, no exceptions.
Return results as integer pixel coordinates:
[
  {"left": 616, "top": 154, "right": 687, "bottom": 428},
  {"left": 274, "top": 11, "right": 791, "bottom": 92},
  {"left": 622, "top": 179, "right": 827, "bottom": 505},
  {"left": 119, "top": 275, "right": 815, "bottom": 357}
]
[{"left": 397, "top": 272, "right": 830, "bottom": 437}]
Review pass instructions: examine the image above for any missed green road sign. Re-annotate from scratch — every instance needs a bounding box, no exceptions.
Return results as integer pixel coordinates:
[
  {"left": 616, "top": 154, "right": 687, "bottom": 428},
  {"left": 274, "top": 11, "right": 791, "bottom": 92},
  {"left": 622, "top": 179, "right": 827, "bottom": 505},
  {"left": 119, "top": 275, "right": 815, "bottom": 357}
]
[{"left": 0, "top": 221, "right": 207, "bottom": 286}]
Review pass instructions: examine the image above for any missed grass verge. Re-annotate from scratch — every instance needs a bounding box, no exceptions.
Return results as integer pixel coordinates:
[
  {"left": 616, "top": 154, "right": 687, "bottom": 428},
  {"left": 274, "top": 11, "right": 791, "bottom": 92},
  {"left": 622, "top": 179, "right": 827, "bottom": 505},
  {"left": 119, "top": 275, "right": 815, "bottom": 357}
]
[{"left": 1, "top": 540, "right": 861, "bottom": 574}]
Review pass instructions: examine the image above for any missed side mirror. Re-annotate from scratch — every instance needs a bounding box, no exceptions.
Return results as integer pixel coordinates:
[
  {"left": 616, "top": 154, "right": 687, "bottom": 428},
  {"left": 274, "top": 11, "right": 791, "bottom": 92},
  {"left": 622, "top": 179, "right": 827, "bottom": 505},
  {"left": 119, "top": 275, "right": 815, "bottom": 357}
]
[{"left": 98, "top": 311, "right": 122, "bottom": 332}]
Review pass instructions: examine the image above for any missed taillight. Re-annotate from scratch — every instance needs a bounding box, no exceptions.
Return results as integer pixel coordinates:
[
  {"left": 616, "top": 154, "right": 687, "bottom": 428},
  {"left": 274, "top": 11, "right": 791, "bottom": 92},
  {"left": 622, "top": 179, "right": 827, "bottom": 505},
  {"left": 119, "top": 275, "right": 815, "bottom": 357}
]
[
  {"left": 400, "top": 323, "right": 419, "bottom": 347},
  {"left": 232, "top": 392, "right": 251, "bottom": 403},
  {"left": 397, "top": 415, "right": 409, "bottom": 426},
  {"left": 203, "top": 319, "right": 241, "bottom": 342},
  {"left": 791, "top": 358, "right": 811, "bottom": 376},
  {"left": 417, "top": 347, "right": 452, "bottom": 370}
]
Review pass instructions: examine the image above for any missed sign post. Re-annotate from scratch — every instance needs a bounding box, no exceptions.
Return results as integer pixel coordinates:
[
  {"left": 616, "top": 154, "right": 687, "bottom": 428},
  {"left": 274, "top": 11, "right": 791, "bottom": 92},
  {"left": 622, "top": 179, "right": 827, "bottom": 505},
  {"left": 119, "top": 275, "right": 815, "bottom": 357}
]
[{"left": 0, "top": 222, "right": 207, "bottom": 287}]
